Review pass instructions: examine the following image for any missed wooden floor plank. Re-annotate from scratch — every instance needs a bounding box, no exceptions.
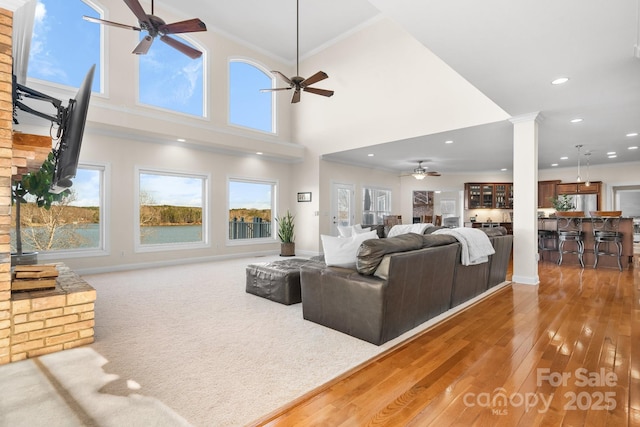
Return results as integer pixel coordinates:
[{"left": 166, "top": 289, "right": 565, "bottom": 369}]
[{"left": 251, "top": 259, "right": 639, "bottom": 427}]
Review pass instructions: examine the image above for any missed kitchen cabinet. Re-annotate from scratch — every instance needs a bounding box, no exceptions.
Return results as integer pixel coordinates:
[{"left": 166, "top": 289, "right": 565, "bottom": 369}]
[
  {"left": 556, "top": 181, "right": 601, "bottom": 195},
  {"left": 465, "top": 183, "right": 512, "bottom": 209},
  {"left": 538, "top": 180, "right": 560, "bottom": 208},
  {"left": 554, "top": 181, "right": 602, "bottom": 211}
]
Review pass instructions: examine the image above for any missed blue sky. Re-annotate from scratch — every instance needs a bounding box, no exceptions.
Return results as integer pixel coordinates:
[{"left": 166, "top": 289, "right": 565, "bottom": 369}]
[
  {"left": 29, "top": 0, "right": 100, "bottom": 91},
  {"left": 27, "top": 0, "right": 276, "bottom": 209},
  {"left": 140, "top": 173, "right": 203, "bottom": 207},
  {"left": 229, "top": 181, "right": 272, "bottom": 210}
]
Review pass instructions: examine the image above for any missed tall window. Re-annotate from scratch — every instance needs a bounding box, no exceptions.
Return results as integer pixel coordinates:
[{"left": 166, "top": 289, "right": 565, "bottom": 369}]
[
  {"left": 11, "top": 165, "right": 106, "bottom": 255},
  {"left": 139, "top": 35, "right": 205, "bottom": 116},
  {"left": 363, "top": 187, "right": 392, "bottom": 225},
  {"left": 228, "top": 179, "right": 276, "bottom": 241},
  {"left": 28, "top": 0, "right": 102, "bottom": 92},
  {"left": 229, "top": 60, "right": 274, "bottom": 133},
  {"left": 136, "top": 169, "right": 208, "bottom": 250}
]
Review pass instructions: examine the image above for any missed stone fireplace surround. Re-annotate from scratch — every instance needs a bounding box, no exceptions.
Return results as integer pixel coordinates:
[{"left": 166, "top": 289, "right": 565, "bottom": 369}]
[{"left": 8, "top": 264, "right": 95, "bottom": 362}]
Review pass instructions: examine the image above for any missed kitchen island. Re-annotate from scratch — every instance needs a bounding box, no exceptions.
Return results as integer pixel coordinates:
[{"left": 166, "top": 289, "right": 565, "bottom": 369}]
[{"left": 538, "top": 217, "right": 635, "bottom": 269}]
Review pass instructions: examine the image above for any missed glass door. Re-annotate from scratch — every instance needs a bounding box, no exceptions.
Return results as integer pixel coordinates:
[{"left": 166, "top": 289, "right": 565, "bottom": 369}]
[
  {"left": 330, "top": 182, "right": 355, "bottom": 236},
  {"left": 481, "top": 184, "right": 494, "bottom": 208}
]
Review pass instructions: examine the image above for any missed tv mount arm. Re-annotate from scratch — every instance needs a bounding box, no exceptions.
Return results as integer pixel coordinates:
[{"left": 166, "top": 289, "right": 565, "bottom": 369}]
[{"left": 12, "top": 74, "right": 68, "bottom": 136}]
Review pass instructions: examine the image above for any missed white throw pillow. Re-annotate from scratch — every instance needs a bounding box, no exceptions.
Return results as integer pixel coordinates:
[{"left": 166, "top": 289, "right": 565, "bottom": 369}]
[
  {"left": 373, "top": 255, "right": 392, "bottom": 280},
  {"left": 321, "top": 230, "right": 379, "bottom": 268},
  {"left": 337, "top": 225, "right": 353, "bottom": 237},
  {"left": 352, "top": 225, "right": 371, "bottom": 234},
  {"left": 387, "top": 223, "right": 429, "bottom": 238}
]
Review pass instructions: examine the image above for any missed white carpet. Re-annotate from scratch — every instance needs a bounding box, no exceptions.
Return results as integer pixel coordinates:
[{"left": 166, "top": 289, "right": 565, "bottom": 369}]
[{"left": 85, "top": 255, "right": 391, "bottom": 426}]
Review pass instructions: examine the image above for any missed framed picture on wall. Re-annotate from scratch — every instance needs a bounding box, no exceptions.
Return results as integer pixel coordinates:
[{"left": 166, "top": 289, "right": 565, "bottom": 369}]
[{"left": 297, "top": 192, "right": 312, "bottom": 202}]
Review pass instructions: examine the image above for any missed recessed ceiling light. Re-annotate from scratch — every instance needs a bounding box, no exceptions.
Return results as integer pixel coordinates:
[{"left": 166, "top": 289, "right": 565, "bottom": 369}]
[
  {"left": 560, "top": 156, "right": 569, "bottom": 160},
  {"left": 177, "top": 138, "right": 186, "bottom": 142},
  {"left": 607, "top": 151, "right": 616, "bottom": 155},
  {"left": 608, "top": 154, "right": 617, "bottom": 158},
  {"left": 629, "top": 146, "right": 639, "bottom": 150},
  {"left": 256, "top": 152, "right": 263, "bottom": 155},
  {"left": 445, "top": 140, "right": 453, "bottom": 144},
  {"left": 367, "top": 153, "right": 374, "bottom": 157},
  {"left": 551, "top": 77, "right": 569, "bottom": 85},
  {"left": 501, "top": 168, "right": 507, "bottom": 171},
  {"left": 626, "top": 132, "right": 638, "bottom": 137},
  {"left": 551, "top": 163, "right": 559, "bottom": 167},
  {"left": 570, "top": 118, "right": 583, "bottom": 123},
  {"left": 435, "top": 190, "right": 441, "bottom": 194}
]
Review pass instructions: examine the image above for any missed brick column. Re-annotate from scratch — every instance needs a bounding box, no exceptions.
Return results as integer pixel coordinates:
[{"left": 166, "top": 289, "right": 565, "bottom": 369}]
[{"left": 0, "top": 7, "right": 12, "bottom": 365}]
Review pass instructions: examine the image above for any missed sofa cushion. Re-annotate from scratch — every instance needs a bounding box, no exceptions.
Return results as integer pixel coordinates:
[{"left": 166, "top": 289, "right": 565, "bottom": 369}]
[
  {"left": 421, "top": 234, "right": 458, "bottom": 247},
  {"left": 482, "top": 226, "right": 507, "bottom": 236},
  {"left": 321, "top": 230, "right": 379, "bottom": 268},
  {"left": 356, "top": 233, "right": 424, "bottom": 275}
]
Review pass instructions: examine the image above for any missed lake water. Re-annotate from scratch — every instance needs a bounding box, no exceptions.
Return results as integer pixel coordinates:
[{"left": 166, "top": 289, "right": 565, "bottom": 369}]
[{"left": 11, "top": 224, "right": 204, "bottom": 251}]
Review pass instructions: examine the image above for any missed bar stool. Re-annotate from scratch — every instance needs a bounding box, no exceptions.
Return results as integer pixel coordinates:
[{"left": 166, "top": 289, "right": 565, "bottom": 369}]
[
  {"left": 590, "top": 211, "right": 623, "bottom": 271},
  {"left": 537, "top": 229, "right": 557, "bottom": 261},
  {"left": 556, "top": 212, "right": 585, "bottom": 268}
]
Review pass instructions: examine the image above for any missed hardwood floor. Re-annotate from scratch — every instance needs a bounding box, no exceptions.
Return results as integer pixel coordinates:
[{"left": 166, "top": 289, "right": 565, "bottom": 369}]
[{"left": 251, "top": 259, "right": 640, "bottom": 426}]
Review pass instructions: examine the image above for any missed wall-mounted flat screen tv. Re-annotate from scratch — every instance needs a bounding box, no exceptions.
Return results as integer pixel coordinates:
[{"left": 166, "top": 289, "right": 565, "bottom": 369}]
[{"left": 50, "top": 64, "right": 95, "bottom": 193}]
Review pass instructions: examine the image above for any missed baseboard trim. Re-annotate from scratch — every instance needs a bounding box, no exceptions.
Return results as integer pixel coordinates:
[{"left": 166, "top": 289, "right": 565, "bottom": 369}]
[{"left": 73, "top": 250, "right": 280, "bottom": 276}]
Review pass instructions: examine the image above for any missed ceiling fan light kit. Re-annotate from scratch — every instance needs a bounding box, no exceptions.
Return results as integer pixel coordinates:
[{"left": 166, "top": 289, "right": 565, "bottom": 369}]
[
  {"left": 411, "top": 161, "right": 441, "bottom": 180},
  {"left": 83, "top": 0, "right": 207, "bottom": 59},
  {"left": 261, "top": 0, "right": 334, "bottom": 103}
]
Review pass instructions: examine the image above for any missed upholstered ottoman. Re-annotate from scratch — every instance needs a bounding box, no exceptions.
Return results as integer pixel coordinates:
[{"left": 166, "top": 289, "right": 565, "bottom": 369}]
[{"left": 245, "top": 258, "right": 309, "bottom": 305}]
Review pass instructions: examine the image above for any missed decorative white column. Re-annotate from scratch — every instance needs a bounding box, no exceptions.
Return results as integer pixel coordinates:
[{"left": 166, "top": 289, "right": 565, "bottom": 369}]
[{"left": 510, "top": 112, "right": 542, "bottom": 285}]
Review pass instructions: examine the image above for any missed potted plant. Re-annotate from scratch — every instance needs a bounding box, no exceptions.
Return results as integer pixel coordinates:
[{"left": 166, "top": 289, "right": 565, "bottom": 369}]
[
  {"left": 550, "top": 194, "right": 575, "bottom": 216},
  {"left": 11, "top": 151, "right": 69, "bottom": 265},
  {"left": 276, "top": 210, "right": 295, "bottom": 256}
]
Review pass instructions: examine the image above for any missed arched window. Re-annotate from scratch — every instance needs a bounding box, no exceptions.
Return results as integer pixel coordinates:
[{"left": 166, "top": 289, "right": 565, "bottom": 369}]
[
  {"left": 229, "top": 60, "right": 274, "bottom": 133},
  {"left": 27, "top": 0, "right": 102, "bottom": 92},
  {"left": 138, "top": 35, "right": 205, "bottom": 117}
]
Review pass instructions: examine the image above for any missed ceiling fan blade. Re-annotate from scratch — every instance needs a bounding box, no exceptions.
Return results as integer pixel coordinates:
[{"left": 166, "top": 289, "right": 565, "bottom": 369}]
[
  {"left": 159, "top": 18, "right": 207, "bottom": 34},
  {"left": 427, "top": 172, "right": 441, "bottom": 176},
  {"left": 82, "top": 15, "right": 141, "bottom": 31},
  {"left": 123, "top": 0, "right": 151, "bottom": 27},
  {"left": 301, "top": 71, "right": 328, "bottom": 87},
  {"left": 291, "top": 89, "right": 301, "bottom": 104},
  {"left": 303, "top": 87, "right": 334, "bottom": 98},
  {"left": 132, "top": 34, "right": 154, "bottom": 55},
  {"left": 160, "top": 35, "right": 202, "bottom": 59},
  {"left": 271, "top": 71, "right": 293, "bottom": 86},
  {"left": 260, "top": 87, "right": 292, "bottom": 92}
]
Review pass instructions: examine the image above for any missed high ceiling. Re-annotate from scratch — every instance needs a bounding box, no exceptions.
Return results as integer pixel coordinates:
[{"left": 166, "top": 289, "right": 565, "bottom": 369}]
[{"left": 152, "top": 1, "right": 640, "bottom": 173}]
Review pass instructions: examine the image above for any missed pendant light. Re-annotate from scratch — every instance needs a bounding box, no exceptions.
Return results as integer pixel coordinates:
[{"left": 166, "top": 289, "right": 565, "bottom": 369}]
[
  {"left": 584, "top": 151, "right": 591, "bottom": 186},
  {"left": 575, "top": 144, "right": 583, "bottom": 182}
]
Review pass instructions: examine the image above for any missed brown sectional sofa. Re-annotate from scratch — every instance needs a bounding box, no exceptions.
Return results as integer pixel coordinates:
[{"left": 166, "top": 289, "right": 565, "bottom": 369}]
[{"left": 300, "top": 228, "right": 513, "bottom": 345}]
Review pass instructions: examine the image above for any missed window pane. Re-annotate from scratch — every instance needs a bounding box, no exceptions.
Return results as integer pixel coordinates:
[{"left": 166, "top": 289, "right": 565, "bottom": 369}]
[
  {"left": 229, "top": 61, "right": 273, "bottom": 132},
  {"left": 28, "top": 0, "right": 101, "bottom": 92},
  {"left": 363, "top": 187, "right": 391, "bottom": 225},
  {"left": 139, "top": 36, "right": 204, "bottom": 116},
  {"left": 228, "top": 180, "right": 273, "bottom": 240},
  {"left": 138, "top": 172, "right": 205, "bottom": 246},
  {"left": 11, "top": 167, "right": 103, "bottom": 252}
]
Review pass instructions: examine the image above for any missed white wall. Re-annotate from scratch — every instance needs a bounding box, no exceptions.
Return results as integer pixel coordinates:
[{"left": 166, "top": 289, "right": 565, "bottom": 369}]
[{"left": 294, "top": 18, "right": 510, "bottom": 156}]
